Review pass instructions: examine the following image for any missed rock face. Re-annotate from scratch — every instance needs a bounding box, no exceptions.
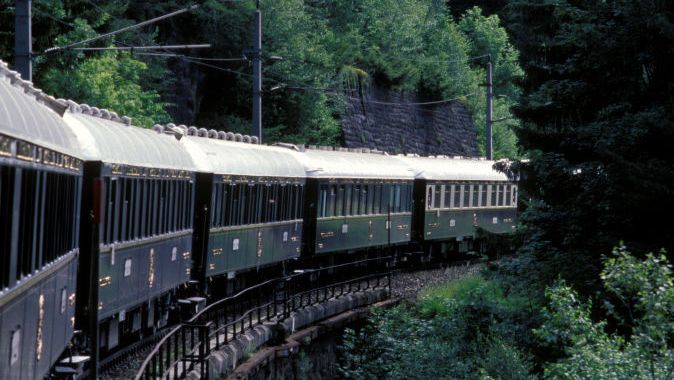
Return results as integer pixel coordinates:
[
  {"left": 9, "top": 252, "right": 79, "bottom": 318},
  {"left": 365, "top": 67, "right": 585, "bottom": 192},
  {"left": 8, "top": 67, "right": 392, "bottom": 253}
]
[{"left": 341, "top": 85, "right": 479, "bottom": 156}]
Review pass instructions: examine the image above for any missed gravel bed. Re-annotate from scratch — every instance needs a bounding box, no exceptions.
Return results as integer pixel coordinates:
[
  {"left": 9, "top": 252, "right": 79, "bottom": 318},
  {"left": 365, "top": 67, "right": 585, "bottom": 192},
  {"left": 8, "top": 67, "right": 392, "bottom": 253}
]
[
  {"left": 390, "top": 262, "right": 483, "bottom": 301},
  {"left": 100, "top": 345, "right": 154, "bottom": 380},
  {"left": 102, "top": 262, "right": 482, "bottom": 379}
]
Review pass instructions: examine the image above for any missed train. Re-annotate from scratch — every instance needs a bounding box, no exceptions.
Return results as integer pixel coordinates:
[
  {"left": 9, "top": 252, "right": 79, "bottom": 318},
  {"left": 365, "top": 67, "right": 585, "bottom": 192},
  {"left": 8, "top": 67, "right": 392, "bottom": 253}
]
[{"left": 0, "top": 61, "right": 517, "bottom": 379}]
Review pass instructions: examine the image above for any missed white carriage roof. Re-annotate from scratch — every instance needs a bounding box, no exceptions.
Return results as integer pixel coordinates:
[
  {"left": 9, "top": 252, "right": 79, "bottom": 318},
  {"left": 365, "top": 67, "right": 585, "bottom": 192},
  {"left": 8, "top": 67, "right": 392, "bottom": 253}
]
[
  {"left": 0, "top": 61, "right": 80, "bottom": 155},
  {"left": 291, "top": 147, "right": 415, "bottom": 180},
  {"left": 62, "top": 104, "right": 198, "bottom": 171},
  {"left": 181, "top": 135, "right": 306, "bottom": 178},
  {"left": 397, "top": 155, "right": 510, "bottom": 181}
]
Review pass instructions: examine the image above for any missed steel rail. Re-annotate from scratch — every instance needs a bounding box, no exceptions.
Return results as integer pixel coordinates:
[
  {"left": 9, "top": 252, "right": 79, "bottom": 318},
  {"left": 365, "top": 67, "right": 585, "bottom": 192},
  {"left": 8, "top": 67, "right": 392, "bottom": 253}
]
[{"left": 135, "top": 256, "right": 392, "bottom": 380}]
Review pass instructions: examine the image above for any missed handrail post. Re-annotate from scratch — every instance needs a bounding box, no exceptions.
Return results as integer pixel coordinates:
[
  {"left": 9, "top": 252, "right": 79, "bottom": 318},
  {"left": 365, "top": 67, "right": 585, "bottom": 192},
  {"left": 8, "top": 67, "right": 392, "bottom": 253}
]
[{"left": 197, "top": 322, "right": 212, "bottom": 379}]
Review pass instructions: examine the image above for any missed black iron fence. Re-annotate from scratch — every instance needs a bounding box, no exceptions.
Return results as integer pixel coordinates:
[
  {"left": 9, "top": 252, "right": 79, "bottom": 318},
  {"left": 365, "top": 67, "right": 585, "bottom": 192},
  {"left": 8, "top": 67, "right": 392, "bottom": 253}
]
[{"left": 135, "top": 257, "right": 392, "bottom": 380}]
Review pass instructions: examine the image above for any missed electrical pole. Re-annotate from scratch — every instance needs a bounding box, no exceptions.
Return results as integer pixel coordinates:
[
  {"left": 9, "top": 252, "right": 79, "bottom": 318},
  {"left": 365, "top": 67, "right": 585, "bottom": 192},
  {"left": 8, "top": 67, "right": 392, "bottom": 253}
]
[
  {"left": 485, "top": 57, "right": 493, "bottom": 160},
  {"left": 15, "top": 0, "right": 32, "bottom": 81},
  {"left": 252, "top": 0, "right": 262, "bottom": 143}
]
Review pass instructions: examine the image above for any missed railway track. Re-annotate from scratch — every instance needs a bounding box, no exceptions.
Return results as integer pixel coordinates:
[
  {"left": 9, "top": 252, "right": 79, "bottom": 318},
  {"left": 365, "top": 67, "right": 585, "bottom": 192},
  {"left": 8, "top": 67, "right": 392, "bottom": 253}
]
[
  {"left": 96, "top": 256, "right": 483, "bottom": 380},
  {"left": 79, "top": 329, "right": 172, "bottom": 380}
]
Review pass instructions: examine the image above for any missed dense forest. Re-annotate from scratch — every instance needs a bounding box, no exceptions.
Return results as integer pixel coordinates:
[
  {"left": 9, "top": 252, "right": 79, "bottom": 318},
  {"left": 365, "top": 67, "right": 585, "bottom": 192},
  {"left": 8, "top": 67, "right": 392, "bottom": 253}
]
[
  {"left": 0, "top": 0, "right": 521, "bottom": 157},
  {"left": 2, "top": 0, "right": 673, "bottom": 378},
  {"left": 339, "top": 1, "right": 674, "bottom": 379}
]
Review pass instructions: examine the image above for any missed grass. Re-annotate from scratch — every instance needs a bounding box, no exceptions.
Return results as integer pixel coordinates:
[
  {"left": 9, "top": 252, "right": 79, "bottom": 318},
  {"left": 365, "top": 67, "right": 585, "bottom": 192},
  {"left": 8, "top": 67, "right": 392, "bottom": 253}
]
[{"left": 417, "top": 274, "right": 532, "bottom": 317}]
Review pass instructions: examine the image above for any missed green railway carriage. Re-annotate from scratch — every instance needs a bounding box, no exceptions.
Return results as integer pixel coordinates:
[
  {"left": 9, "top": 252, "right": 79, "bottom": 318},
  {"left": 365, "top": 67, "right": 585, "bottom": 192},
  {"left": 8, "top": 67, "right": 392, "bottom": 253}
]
[
  {"left": 289, "top": 147, "right": 416, "bottom": 256},
  {"left": 0, "top": 63, "right": 82, "bottom": 380},
  {"left": 399, "top": 156, "right": 517, "bottom": 251},
  {"left": 62, "top": 103, "right": 198, "bottom": 353},
  {"left": 179, "top": 131, "right": 306, "bottom": 284}
]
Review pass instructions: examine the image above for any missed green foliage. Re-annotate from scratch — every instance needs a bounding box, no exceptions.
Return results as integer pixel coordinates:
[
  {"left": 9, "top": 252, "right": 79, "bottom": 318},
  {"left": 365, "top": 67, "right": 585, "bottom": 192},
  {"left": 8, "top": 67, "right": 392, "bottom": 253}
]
[
  {"left": 1, "top": 0, "right": 171, "bottom": 128},
  {"left": 501, "top": 0, "right": 674, "bottom": 296},
  {"left": 458, "top": 7, "right": 523, "bottom": 159},
  {"left": 1, "top": 1, "right": 523, "bottom": 150},
  {"left": 535, "top": 246, "right": 674, "bottom": 379},
  {"left": 338, "top": 275, "right": 536, "bottom": 379},
  {"left": 41, "top": 52, "right": 170, "bottom": 127}
]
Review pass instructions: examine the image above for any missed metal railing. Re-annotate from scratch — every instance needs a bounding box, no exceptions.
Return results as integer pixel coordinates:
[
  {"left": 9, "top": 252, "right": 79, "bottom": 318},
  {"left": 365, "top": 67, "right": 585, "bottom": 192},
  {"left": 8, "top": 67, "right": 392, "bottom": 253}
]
[{"left": 135, "top": 257, "right": 391, "bottom": 380}]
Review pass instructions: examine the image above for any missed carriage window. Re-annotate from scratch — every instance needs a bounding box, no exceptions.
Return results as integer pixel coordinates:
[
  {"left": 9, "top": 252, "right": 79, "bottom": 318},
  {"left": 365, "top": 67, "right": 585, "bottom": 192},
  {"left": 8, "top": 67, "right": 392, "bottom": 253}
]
[
  {"left": 505, "top": 185, "right": 512, "bottom": 206},
  {"left": 168, "top": 180, "right": 174, "bottom": 232},
  {"left": 472, "top": 185, "right": 479, "bottom": 207},
  {"left": 156, "top": 180, "right": 163, "bottom": 235},
  {"left": 271, "top": 184, "right": 281, "bottom": 221},
  {"left": 335, "top": 184, "right": 344, "bottom": 216},
  {"left": 273, "top": 184, "right": 280, "bottom": 221},
  {"left": 144, "top": 179, "right": 150, "bottom": 237},
  {"left": 254, "top": 184, "right": 262, "bottom": 224},
  {"left": 442, "top": 185, "right": 452, "bottom": 208},
  {"left": 328, "top": 185, "right": 338, "bottom": 217},
  {"left": 0, "top": 166, "right": 15, "bottom": 288},
  {"left": 287, "top": 184, "right": 293, "bottom": 220},
  {"left": 133, "top": 179, "right": 141, "bottom": 238},
  {"left": 17, "top": 169, "right": 37, "bottom": 280},
  {"left": 344, "top": 184, "right": 352, "bottom": 216},
  {"left": 114, "top": 178, "right": 123, "bottom": 241},
  {"left": 406, "top": 183, "right": 413, "bottom": 212},
  {"left": 153, "top": 179, "right": 160, "bottom": 234},
  {"left": 165, "top": 180, "right": 172, "bottom": 232},
  {"left": 167, "top": 180, "right": 174, "bottom": 232},
  {"left": 294, "top": 185, "right": 301, "bottom": 220},
  {"left": 426, "top": 185, "right": 434, "bottom": 210},
  {"left": 210, "top": 183, "right": 218, "bottom": 227},
  {"left": 319, "top": 184, "right": 328, "bottom": 218},
  {"left": 498, "top": 185, "right": 505, "bottom": 206},
  {"left": 512, "top": 185, "right": 518, "bottom": 205},
  {"left": 371, "top": 184, "right": 379, "bottom": 214},
  {"left": 490, "top": 185, "right": 497, "bottom": 207},
  {"left": 262, "top": 184, "right": 270, "bottom": 223},
  {"left": 433, "top": 185, "right": 440, "bottom": 210},
  {"left": 296, "top": 184, "right": 303, "bottom": 219},
  {"left": 360, "top": 185, "right": 368, "bottom": 215},
  {"left": 481, "top": 185, "right": 488, "bottom": 207},
  {"left": 157, "top": 179, "right": 166, "bottom": 235},
  {"left": 171, "top": 181, "right": 181, "bottom": 232},
  {"left": 244, "top": 184, "right": 253, "bottom": 224},
  {"left": 327, "top": 184, "right": 334, "bottom": 218},
  {"left": 463, "top": 185, "right": 470, "bottom": 208},
  {"left": 124, "top": 178, "right": 133, "bottom": 240},
  {"left": 368, "top": 184, "right": 375, "bottom": 214},
  {"left": 352, "top": 185, "right": 361, "bottom": 215},
  {"left": 231, "top": 184, "right": 239, "bottom": 225}
]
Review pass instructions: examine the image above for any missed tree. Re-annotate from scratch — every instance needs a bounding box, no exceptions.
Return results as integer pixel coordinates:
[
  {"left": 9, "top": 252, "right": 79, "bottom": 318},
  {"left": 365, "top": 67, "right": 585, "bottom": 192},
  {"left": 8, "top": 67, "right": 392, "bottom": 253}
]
[
  {"left": 41, "top": 52, "right": 170, "bottom": 127},
  {"left": 1, "top": 0, "right": 172, "bottom": 127},
  {"left": 458, "top": 6, "right": 523, "bottom": 158},
  {"left": 1, "top": 1, "right": 524, "bottom": 148},
  {"left": 535, "top": 246, "right": 674, "bottom": 379},
  {"left": 501, "top": 0, "right": 674, "bottom": 293}
]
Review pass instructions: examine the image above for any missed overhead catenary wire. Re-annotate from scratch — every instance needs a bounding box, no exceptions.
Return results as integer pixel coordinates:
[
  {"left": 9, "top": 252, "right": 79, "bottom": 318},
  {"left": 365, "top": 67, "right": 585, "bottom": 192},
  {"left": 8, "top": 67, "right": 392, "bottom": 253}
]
[
  {"left": 43, "top": 4, "right": 200, "bottom": 53},
  {"left": 132, "top": 52, "right": 248, "bottom": 62},
  {"left": 33, "top": 2, "right": 493, "bottom": 117},
  {"left": 156, "top": 54, "right": 482, "bottom": 107},
  {"left": 71, "top": 44, "right": 211, "bottom": 51}
]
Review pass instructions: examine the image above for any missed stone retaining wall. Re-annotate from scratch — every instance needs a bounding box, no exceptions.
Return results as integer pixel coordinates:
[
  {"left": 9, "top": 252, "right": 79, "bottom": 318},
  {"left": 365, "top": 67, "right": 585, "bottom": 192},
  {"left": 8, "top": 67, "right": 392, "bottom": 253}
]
[
  {"left": 341, "top": 86, "right": 479, "bottom": 156},
  {"left": 186, "top": 289, "right": 391, "bottom": 380}
]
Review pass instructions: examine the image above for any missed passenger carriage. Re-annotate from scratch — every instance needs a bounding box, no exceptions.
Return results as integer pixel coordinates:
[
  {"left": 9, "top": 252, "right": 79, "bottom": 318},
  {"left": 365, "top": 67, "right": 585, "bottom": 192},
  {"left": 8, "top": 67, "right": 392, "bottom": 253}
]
[
  {"left": 170, "top": 128, "right": 305, "bottom": 294},
  {"left": 398, "top": 155, "right": 517, "bottom": 255},
  {"left": 61, "top": 102, "right": 198, "bottom": 352},
  {"left": 287, "top": 147, "right": 416, "bottom": 256},
  {"left": 0, "top": 62, "right": 82, "bottom": 380}
]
